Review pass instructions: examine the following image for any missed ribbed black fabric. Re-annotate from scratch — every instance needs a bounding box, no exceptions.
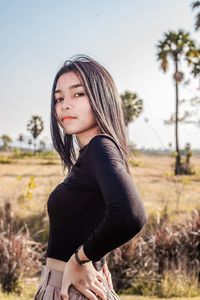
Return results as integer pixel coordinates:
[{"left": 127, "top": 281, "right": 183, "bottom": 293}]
[{"left": 46, "top": 134, "right": 147, "bottom": 262}]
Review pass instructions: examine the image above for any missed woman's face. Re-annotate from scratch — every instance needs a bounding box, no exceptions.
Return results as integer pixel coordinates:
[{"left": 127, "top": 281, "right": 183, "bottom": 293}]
[{"left": 54, "top": 71, "right": 99, "bottom": 141}]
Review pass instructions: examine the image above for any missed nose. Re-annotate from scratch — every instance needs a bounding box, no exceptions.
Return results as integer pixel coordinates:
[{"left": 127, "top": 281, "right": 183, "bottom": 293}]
[{"left": 61, "top": 96, "right": 72, "bottom": 110}]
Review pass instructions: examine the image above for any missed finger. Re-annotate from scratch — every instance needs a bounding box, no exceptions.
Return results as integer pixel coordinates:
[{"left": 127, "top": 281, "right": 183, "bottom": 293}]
[
  {"left": 60, "top": 282, "right": 70, "bottom": 300},
  {"left": 108, "top": 277, "right": 114, "bottom": 290},
  {"left": 101, "top": 267, "right": 106, "bottom": 274},
  {"left": 103, "top": 263, "right": 108, "bottom": 271},
  {"left": 89, "top": 283, "right": 107, "bottom": 300},
  {"left": 60, "top": 291, "right": 69, "bottom": 300},
  {"left": 60, "top": 290, "right": 69, "bottom": 300},
  {"left": 108, "top": 275, "right": 113, "bottom": 289},
  {"left": 102, "top": 263, "right": 109, "bottom": 273},
  {"left": 94, "top": 279, "right": 107, "bottom": 291},
  {"left": 102, "top": 265, "right": 110, "bottom": 280},
  {"left": 96, "top": 273, "right": 105, "bottom": 283},
  {"left": 96, "top": 276, "right": 104, "bottom": 283},
  {"left": 77, "top": 286, "right": 99, "bottom": 300},
  {"left": 104, "top": 272, "right": 113, "bottom": 289},
  {"left": 101, "top": 264, "right": 114, "bottom": 290}
]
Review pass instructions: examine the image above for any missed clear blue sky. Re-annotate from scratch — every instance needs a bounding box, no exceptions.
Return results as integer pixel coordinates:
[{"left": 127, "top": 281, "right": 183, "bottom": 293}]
[{"left": 0, "top": 0, "right": 199, "bottom": 149}]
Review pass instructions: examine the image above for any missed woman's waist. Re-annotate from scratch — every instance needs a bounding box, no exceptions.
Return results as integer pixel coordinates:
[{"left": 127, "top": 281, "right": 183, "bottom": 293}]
[{"left": 46, "top": 257, "right": 67, "bottom": 272}]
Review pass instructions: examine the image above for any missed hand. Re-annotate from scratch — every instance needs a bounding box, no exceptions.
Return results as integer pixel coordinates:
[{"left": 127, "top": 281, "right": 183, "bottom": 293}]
[
  {"left": 60, "top": 254, "right": 107, "bottom": 300},
  {"left": 102, "top": 260, "right": 114, "bottom": 290}
]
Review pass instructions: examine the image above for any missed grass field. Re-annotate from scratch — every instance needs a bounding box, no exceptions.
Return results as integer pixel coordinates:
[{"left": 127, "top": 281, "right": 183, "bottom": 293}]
[
  {"left": 0, "top": 279, "right": 200, "bottom": 300},
  {"left": 0, "top": 152, "right": 200, "bottom": 299},
  {"left": 1, "top": 153, "right": 199, "bottom": 219}
]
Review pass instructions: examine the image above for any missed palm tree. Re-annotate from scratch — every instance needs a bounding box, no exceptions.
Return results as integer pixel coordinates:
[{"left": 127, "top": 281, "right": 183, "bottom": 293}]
[
  {"left": 27, "top": 115, "right": 44, "bottom": 155},
  {"left": 192, "top": 1, "right": 200, "bottom": 31},
  {"left": 156, "top": 30, "right": 199, "bottom": 175},
  {"left": 186, "top": 47, "right": 200, "bottom": 78},
  {"left": 120, "top": 90, "right": 143, "bottom": 145},
  {"left": 1, "top": 134, "right": 12, "bottom": 151}
]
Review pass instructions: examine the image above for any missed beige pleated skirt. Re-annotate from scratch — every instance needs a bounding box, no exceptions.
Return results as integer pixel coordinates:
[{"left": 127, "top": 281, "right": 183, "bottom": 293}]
[{"left": 34, "top": 263, "right": 121, "bottom": 300}]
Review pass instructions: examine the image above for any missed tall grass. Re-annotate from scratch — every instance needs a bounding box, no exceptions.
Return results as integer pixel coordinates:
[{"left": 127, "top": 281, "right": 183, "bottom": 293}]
[
  {"left": 0, "top": 201, "right": 44, "bottom": 294},
  {"left": 108, "top": 208, "right": 200, "bottom": 297}
]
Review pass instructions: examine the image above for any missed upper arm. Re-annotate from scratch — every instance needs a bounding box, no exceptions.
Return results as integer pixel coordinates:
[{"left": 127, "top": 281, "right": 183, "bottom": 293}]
[
  {"left": 86, "top": 135, "right": 146, "bottom": 227},
  {"left": 86, "top": 135, "right": 127, "bottom": 189}
]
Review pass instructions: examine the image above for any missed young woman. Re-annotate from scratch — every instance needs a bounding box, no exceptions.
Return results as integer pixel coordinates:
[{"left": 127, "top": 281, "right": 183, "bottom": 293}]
[{"left": 34, "top": 54, "right": 148, "bottom": 300}]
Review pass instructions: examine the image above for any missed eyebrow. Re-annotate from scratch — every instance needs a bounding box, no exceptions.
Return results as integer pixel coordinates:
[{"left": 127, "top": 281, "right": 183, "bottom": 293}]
[{"left": 54, "top": 84, "right": 84, "bottom": 94}]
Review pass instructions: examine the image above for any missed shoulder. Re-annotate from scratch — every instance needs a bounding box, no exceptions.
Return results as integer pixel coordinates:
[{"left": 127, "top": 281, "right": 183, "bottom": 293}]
[
  {"left": 87, "top": 134, "right": 121, "bottom": 151},
  {"left": 86, "top": 134, "right": 124, "bottom": 164}
]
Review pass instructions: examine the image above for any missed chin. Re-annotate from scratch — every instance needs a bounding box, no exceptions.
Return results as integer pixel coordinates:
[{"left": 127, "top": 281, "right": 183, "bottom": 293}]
[{"left": 63, "top": 128, "right": 81, "bottom": 135}]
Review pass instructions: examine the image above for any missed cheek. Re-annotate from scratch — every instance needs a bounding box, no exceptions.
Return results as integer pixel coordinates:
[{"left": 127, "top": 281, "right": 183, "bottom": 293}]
[
  {"left": 79, "top": 102, "right": 96, "bottom": 123},
  {"left": 54, "top": 104, "right": 60, "bottom": 116},
  {"left": 86, "top": 110, "right": 97, "bottom": 127},
  {"left": 54, "top": 105, "right": 61, "bottom": 124}
]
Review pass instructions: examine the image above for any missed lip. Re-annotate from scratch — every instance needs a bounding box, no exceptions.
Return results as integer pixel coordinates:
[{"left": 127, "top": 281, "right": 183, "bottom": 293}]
[{"left": 62, "top": 116, "right": 77, "bottom": 121}]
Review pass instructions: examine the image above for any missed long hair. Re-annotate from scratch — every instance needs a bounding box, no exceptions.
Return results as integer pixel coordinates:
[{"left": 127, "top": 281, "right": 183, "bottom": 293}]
[{"left": 50, "top": 54, "right": 133, "bottom": 175}]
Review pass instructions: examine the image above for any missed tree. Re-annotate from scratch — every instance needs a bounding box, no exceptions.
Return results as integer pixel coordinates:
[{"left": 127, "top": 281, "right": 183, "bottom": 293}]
[
  {"left": 27, "top": 116, "right": 44, "bottom": 155},
  {"left": 184, "top": 142, "right": 192, "bottom": 164},
  {"left": 192, "top": 1, "right": 200, "bottom": 31},
  {"left": 156, "top": 29, "right": 200, "bottom": 175},
  {"left": 120, "top": 91, "right": 143, "bottom": 144},
  {"left": 39, "top": 140, "right": 46, "bottom": 152},
  {"left": 17, "top": 134, "right": 25, "bottom": 150},
  {"left": 0, "top": 135, "right": 12, "bottom": 151},
  {"left": 186, "top": 48, "right": 200, "bottom": 78},
  {"left": 28, "top": 138, "right": 33, "bottom": 151}
]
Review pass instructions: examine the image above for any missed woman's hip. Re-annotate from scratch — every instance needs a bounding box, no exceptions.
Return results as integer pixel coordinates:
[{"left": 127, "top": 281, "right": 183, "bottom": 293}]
[{"left": 34, "top": 264, "right": 120, "bottom": 300}]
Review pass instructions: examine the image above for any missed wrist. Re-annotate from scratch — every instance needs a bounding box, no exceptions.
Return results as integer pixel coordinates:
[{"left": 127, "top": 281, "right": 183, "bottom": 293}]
[
  {"left": 78, "top": 245, "right": 90, "bottom": 261},
  {"left": 73, "top": 245, "right": 91, "bottom": 266},
  {"left": 70, "top": 253, "right": 82, "bottom": 267}
]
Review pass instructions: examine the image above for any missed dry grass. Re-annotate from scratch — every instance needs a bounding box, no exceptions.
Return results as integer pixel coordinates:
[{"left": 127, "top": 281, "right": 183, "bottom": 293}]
[
  {"left": 120, "top": 296, "right": 200, "bottom": 300},
  {"left": 0, "top": 152, "right": 200, "bottom": 298},
  {"left": 131, "top": 154, "right": 200, "bottom": 221},
  {"left": 0, "top": 153, "right": 199, "bottom": 221},
  {"left": 0, "top": 279, "right": 199, "bottom": 300},
  {"left": 0, "top": 156, "right": 63, "bottom": 217}
]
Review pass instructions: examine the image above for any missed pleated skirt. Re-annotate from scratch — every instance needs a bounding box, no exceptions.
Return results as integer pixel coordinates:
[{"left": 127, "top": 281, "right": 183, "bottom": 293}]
[{"left": 34, "top": 263, "right": 121, "bottom": 300}]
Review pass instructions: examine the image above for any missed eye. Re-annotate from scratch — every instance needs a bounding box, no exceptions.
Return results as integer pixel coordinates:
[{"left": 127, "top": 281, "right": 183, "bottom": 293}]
[
  {"left": 55, "top": 97, "right": 63, "bottom": 103},
  {"left": 74, "top": 92, "right": 85, "bottom": 98}
]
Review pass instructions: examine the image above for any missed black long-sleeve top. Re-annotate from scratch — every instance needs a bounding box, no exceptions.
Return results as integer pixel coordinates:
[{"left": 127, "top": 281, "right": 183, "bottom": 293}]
[{"left": 46, "top": 134, "right": 148, "bottom": 262}]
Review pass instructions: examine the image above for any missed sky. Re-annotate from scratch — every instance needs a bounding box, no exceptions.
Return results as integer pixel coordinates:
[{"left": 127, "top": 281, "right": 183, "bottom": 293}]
[{"left": 0, "top": 0, "right": 200, "bottom": 150}]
